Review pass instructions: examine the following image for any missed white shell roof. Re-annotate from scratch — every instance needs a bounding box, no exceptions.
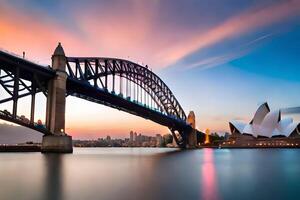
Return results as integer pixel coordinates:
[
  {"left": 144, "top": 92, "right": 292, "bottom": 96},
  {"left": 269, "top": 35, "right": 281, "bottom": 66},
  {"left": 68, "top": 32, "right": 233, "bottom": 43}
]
[
  {"left": 277, "top": 118, "right": 293, "bottom": 132},
  {"left": 230, "top": 120, "right": 246, "bottom": 133},
  {"left": 252, "top": 102, "right": 270, "bottom": 126},
  {"left": 283, "top": 123, "right": 298, "bottom": 136},
  {"left": 243, "top": 124, "right": 257, "bottom": 137},
  {"left": 272, "top": 128, "right": 283, "bottom": 137},
  {"left": 229, "top": 103, "right": 299, "bottom": 138},
  {"left": 258, "top": 110, "right": 280, "bottom": 137}
]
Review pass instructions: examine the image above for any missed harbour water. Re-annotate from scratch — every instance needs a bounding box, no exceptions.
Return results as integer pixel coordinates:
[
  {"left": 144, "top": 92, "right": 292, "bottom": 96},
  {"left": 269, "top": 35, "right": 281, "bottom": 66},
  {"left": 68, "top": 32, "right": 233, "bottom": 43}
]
[{"left": 0, "top": 148, "right": 300, "bottom": 200}]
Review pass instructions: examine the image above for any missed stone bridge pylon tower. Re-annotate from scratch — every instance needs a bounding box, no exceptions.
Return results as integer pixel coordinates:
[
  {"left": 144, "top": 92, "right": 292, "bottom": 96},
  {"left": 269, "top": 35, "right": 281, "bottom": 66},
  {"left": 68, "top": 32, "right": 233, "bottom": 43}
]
[
  {"left": 41, "top": 43, "right": 73, "bottom": 153},
  {"left": 186, "top": 111, "right": 198, "bottom": 148}
]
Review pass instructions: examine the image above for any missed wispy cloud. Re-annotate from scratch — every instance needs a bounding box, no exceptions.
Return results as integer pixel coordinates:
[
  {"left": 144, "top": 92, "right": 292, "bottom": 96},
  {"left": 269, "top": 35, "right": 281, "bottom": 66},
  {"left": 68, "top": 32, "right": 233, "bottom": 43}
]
[
  {"left": 184, "top": 33, "right": 274, "bottom": 70},
  {"left": 243, "top": 33, "right": 274, "bottom": 47},
  {"left": 281, "top": 107, "right": 300, "bottom": 114},
  {"left": 158, "top": 0, "right": 300, "bottom": 67},
  {"left": 185, "top": 51, "right": 247, "bottom": 70}
]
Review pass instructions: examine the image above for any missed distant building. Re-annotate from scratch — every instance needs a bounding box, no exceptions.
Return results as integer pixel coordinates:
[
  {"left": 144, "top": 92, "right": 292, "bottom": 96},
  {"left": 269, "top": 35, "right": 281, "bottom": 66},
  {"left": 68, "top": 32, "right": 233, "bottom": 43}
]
[
  {"left": 163, "top": 134, "right": 173, "bottom": 144},
  {"left": 134, "top": 132, "right": 137, "bottom": 142},
  {"left": 150, "top": 137, "right": 157, "bottom": 147},
  {"left": 156, "top": 134, "right": 163, "bottom": 147},
  {"left": 130, "top": 131, "right": 134, "bottom": 142},
  {"left": 224, "top": 132, "right": 230, "bottom": 140}
]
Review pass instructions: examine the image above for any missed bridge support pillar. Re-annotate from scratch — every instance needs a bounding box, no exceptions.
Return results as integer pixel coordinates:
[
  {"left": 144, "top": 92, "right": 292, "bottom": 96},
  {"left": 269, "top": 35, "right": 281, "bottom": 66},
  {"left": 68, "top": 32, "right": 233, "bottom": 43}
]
[
  {"left": 42, "top": 43, "right": 72, "bottom": 153},
  {"left": 186, "top": 111, "right": 198, "bottom": 148},
  {"left": 41, "top": 135, "right": 72, "bottom": 153}
]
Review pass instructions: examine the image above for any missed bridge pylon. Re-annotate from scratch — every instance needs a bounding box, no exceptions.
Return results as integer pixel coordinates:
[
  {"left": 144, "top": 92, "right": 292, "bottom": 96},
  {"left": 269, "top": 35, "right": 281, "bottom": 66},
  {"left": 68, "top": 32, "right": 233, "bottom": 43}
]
[
  {"left": 42, "top": 43, "right": 72, "bottom": 153},
  {"left": 186, "top": 111, "right": 198, "bottom": 148}
]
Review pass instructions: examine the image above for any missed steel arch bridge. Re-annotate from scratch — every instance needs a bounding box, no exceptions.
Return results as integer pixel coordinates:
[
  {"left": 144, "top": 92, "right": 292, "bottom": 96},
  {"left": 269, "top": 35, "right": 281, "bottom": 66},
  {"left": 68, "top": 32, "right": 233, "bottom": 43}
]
[{"left": 0, "top": 44, "right": 196, "bottom": 148}]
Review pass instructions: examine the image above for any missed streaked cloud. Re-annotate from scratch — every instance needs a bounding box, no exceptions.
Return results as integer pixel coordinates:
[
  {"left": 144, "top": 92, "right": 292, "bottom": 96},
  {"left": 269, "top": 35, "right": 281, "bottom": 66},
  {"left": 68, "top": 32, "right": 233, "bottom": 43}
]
[
  {"left": 184, "top": 33, "right": 274, "bottom": 70},
  {"left": 281, "top": 107, "right": 300, "bottom": 114},
  {"left": 185, "top": 51, "right": 247, "bottom": 70},
  {"left": 158, "top": 0, "right": 300, "bottom": 67}
]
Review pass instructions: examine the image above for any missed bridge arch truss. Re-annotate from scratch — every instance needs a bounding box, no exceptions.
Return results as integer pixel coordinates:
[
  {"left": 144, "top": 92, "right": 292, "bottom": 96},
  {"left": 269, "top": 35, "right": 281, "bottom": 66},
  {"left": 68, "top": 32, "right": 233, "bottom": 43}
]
[{"left": 66, "top": 57, "right": 187, "bottom": 122}]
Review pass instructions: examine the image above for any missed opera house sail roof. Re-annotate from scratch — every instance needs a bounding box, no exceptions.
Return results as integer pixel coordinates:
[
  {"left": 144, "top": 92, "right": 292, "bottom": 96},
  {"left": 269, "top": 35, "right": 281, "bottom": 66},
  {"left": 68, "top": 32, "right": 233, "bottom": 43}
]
[{"left": 229, "top": 102, "right": 300, "bottom": 138}]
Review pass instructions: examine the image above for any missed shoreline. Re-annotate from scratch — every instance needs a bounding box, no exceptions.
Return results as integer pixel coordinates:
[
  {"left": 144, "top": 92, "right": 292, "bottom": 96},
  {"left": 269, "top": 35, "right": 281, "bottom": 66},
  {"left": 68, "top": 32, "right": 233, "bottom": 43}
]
[{"left": 0, "top": 145, "right": 41, "bottom": 152}]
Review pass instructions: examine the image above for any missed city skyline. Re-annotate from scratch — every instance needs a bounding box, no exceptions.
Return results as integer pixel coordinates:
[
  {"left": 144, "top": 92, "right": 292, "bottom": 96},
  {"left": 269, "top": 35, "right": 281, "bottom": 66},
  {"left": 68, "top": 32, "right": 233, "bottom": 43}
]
[{"left": 0, "top": 0, "right": 300, "bottom": 139}]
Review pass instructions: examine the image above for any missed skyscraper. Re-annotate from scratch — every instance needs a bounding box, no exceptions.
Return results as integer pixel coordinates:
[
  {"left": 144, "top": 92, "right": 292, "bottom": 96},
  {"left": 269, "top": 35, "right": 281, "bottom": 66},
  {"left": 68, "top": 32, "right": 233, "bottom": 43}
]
[
  {"left": 134, "top": 132, "right": 137, "bottom": 142},
  {"left": 156, "top": 134, "right": 163, "bottom": 147},
  {"left": 137, "top": 133, "right": 142, "bottom": 143},
  {"left": 130, "top": 131, "right": 134, "bottom": 142}
]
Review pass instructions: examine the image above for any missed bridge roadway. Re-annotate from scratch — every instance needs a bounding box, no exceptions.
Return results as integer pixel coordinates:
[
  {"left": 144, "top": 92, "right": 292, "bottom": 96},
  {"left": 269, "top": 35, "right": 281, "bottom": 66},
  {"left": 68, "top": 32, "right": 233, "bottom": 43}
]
[
  {"left": 0, "top": 111, "right": 50, "bottom": 134},
  {"left": 67, "top": 76, "right": 189, "bottom": 131}
]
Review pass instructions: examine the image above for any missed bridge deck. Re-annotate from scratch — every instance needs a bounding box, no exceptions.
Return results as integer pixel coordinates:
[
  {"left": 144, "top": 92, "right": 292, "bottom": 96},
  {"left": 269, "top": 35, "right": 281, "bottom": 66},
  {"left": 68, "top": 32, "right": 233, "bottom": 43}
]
[
  {"left": 0, "top": 111, "right": 50, "bottom": 135},
  {"left": 67, "top": 78, "right": 189, "bottom": 131},
  {"left": 0, "top": 50, "right": 55, "bottom": 81}
]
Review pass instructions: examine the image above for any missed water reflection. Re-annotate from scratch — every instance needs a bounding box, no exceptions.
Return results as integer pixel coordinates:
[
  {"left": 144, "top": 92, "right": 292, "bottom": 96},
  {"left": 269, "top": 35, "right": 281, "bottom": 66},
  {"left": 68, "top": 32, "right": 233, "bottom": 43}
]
[
  {"left": 1, "top": 148, "right": 300, "bottom": 200},
  {"left": 201, "top": 148, "right": 219, "bottom": 200},
  {"left": 43, "top": 154, "right": 63, "bottom": 200}
]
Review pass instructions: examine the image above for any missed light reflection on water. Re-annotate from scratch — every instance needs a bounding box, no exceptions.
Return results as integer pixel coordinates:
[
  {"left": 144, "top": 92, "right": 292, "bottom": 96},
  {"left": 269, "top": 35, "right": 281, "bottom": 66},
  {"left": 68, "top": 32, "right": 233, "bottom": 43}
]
[
  {"left": 0, "top": 148, "right": 300, "bottom": 200},
  {"left": 201, "top": 148, "right": 219, "bottom": 200}
]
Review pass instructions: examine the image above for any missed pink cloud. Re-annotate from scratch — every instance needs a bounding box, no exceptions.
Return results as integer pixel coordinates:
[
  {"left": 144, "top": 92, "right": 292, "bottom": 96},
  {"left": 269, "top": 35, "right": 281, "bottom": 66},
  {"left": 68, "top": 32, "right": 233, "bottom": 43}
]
[
  {"left": 0, "top": 4, "right": 91, "bottom": 64},
  {"left": 2, "top": 0, "right": 297, "bottom": 69}
]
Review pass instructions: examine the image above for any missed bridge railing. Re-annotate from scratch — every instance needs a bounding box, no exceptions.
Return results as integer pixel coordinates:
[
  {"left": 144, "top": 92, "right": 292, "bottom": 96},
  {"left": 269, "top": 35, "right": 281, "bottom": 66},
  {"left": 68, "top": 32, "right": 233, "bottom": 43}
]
[{"left": 0, "top": 48, "right": 48, "bottom": 67}]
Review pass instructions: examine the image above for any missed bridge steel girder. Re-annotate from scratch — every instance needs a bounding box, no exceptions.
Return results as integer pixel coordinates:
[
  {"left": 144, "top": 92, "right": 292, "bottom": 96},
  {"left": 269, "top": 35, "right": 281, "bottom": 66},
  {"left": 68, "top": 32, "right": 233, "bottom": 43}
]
[
  {"left": 0, "top": 50, "right": 52, "bottom": 134},
  {"left": 66, "top": 57, "right": 187, "bottom": 122}
]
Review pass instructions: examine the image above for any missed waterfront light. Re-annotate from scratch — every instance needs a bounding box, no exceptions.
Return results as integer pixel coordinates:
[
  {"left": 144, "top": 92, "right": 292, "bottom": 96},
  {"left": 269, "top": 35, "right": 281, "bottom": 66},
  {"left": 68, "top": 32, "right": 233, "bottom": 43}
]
[{"left": 204, "top": 129, "right": 210, "bottom": 144}]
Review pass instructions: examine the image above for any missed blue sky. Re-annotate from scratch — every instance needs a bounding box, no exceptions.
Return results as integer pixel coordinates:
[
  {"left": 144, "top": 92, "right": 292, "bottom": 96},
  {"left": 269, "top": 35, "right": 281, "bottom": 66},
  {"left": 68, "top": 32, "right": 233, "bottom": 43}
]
[{"left": 0, "top": 0, "right": 299, "bottom": 138}]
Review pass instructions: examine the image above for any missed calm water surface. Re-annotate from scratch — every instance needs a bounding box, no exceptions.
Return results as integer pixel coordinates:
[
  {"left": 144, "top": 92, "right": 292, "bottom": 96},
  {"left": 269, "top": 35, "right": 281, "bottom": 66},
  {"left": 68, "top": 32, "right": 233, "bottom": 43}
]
[{"left": 0, "top": 148, "right": 300, "bottom": 200}]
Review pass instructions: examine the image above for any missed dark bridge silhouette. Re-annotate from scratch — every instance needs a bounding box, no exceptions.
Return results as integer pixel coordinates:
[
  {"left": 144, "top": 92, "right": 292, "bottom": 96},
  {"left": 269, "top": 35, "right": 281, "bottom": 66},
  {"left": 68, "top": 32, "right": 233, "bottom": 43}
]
[{"left": 0, "top": 43, "right": 197, "bottom": 152}]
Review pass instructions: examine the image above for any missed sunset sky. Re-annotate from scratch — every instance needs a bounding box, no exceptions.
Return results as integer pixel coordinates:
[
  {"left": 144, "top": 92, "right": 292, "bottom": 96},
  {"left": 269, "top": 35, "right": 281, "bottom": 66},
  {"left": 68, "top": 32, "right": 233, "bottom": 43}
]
[{"left": 0, "top": 0, "right": 300, "bottom": 139}]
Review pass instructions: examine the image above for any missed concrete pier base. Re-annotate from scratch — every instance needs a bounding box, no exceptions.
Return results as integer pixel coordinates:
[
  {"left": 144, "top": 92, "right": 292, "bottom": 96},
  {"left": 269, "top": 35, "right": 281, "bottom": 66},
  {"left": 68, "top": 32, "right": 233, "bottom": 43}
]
[{"left": 41, "top": 135, "right": 73, "bottom": 153}]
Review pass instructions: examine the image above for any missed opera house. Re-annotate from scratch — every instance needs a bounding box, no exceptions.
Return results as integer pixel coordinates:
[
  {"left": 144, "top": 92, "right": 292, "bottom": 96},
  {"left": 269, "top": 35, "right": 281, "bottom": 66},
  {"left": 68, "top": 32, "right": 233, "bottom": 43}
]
[{"left": 224, "top": 102, "right": 300, "bottom": 148}]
